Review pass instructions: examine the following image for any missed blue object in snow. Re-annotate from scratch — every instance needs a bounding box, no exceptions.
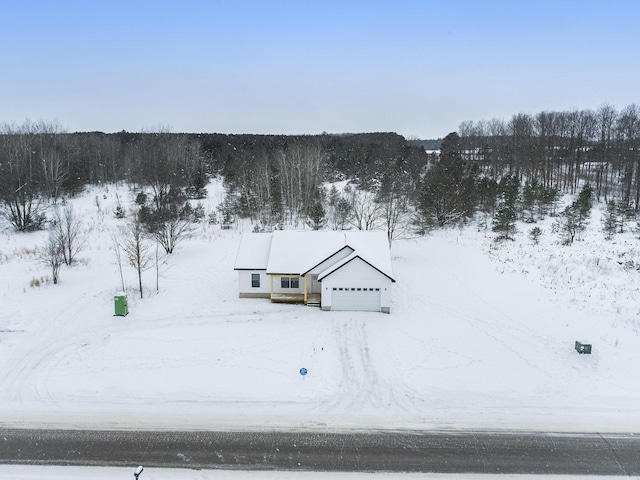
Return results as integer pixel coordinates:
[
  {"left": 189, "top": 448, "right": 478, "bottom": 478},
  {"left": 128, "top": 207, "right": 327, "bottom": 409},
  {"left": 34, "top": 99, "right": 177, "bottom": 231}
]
[{"left": 299, "top": 367, "right": 308, "bottom": 376}]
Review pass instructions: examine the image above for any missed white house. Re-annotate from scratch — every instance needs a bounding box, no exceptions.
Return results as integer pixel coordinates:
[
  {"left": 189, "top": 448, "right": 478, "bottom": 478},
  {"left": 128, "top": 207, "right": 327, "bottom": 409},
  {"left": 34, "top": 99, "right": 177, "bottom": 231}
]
[{"left": 234, "top": 231, "right": 395, "bottom": 313}]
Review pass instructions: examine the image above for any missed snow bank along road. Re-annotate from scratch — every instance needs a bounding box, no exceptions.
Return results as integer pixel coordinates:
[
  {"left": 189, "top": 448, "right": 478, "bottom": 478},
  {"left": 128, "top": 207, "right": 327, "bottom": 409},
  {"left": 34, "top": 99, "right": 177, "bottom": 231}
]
[{"left": 1, "top": 428, "right": 639, "bottom": 475}]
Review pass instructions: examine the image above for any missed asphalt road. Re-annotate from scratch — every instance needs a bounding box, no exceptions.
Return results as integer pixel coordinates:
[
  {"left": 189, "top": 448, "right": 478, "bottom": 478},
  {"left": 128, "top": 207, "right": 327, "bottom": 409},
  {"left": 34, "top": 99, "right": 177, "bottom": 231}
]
[{"left": 1, "top": 428, "right": 639, "bottom": 475}]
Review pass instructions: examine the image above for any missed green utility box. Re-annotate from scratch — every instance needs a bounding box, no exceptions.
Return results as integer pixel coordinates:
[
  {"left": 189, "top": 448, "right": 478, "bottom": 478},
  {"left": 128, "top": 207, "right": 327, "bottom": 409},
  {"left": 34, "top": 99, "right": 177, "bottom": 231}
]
[{"left": 114, "top": 294, "right": 129, "bottom": 316}]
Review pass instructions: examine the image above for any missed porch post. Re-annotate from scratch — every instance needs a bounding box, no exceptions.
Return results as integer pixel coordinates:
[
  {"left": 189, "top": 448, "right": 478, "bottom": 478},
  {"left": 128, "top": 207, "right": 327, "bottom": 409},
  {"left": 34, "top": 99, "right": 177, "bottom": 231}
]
[
  {"left": 270, "top": 275, "right": 273, "bottom": 300},
  {"left": 304, "top": 275, "right": 308, "bottom": 304}
]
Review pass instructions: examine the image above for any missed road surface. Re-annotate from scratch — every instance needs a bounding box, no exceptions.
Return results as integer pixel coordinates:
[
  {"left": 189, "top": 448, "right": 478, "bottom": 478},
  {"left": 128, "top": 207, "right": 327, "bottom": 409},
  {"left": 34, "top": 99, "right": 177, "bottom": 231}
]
[{"left": 1, "top": 428, "right": 639, "bottom": 475}]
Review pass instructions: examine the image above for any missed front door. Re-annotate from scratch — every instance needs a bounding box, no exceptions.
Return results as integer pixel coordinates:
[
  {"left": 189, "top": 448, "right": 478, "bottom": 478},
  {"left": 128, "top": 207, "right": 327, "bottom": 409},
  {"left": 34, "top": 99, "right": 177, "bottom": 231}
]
[{"left": 310, "top": 275, "right": 321, "bottom": 293}]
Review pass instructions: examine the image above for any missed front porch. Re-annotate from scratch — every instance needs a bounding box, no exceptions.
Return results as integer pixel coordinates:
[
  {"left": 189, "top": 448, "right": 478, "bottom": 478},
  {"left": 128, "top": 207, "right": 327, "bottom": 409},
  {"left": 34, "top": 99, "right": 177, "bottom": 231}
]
[
  {"left": 270, "top": 292, "right": 321, "bottom": 306},
  {"left": 269, "top": 274, "right": 321, "bottom": 307}
]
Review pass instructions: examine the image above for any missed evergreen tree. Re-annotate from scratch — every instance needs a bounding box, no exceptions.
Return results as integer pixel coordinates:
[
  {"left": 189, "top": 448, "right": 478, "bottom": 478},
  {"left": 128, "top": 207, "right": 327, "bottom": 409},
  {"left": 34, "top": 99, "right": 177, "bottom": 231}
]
[
  {"left": 538, "top": 185, "right": 559, "bottom": 217},
  {"left": 305, "top": 200, "right": 327, "bottom": 230},
  {"left": 476, "top": 177, "right": 499, "bottom": 214},
  {"left": 615, "top": 200, "right": 636, "bottom": 233},
  {"left": 492, "top": 196, "right": 518, "bottom": 241},
  {"left": 529, "top": 226, "right": 542, "bottom": 245},
  {"left": 555, "top": 204, "right": 583, "bottom": 245},
  {"left": 185, "top": 169, "right": 209, "bottom": 199},
  {"left": 602, "top": 200, "right": 618, "bottom": 240},
  {"left": 575, "top": 183, "right": 593, "bottom": 218},
  {"left": 555, "top": 188, "right": 591, "bottom": 245},
  {"left": 418, "top": 132, "right": 477, "bottom": 228},
  {"left": 498, "top": 174, "right": 521, "bottom": 206},
  {"left": 521, "top": 179, "right": 539, "bottom": 223}
]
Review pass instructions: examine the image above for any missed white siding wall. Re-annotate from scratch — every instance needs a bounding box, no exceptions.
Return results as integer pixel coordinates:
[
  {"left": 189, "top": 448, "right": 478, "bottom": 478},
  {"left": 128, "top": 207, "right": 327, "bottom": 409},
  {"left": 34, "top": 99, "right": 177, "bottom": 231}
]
[
  {"left": 237, "top": 270, "right": 270, "bottom": 297},
  {"left": 320, "top": 258, "right": 392, "bottom": 312}
]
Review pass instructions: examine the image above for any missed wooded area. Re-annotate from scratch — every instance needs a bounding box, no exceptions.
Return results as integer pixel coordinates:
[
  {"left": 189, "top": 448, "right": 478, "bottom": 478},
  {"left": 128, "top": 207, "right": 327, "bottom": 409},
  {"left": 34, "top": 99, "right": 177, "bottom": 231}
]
[
  {"left": 457, "top": 104, "right": 640, "bottom": 205},
  {"left": 1, "top": 103, "right": 639, "bottom": 246}
]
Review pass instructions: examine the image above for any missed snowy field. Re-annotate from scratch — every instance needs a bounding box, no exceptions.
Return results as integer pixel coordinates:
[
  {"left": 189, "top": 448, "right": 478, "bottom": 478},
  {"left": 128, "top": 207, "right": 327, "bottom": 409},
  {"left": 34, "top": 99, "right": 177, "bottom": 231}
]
[
  {"left": 1, "top": 182, "right": 640, "bottom": 435},
  {"left": 0, "top": 465, "right": 625, "bottom": 480}
]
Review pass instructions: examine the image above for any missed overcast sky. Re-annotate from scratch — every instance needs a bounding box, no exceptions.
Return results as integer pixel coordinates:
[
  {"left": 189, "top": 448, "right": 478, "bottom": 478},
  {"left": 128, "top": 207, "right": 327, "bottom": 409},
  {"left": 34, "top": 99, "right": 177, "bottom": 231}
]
[{"left": 1, "top": 0, "right": 638, "bottom": 138}]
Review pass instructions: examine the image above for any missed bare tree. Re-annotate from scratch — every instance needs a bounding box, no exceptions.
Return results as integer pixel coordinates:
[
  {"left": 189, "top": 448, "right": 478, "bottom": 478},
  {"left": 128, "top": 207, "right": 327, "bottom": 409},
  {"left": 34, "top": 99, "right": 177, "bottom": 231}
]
[
  {"left": 120, "top": 214, "right": 153, "bottom": 299},
  {"left": 110, "top": 229, "right": 126, "bottom": 292},
  {"left": 51, "top": 205, "right": 85, "bottom": 265},
  {"left": 145, "top": 214, "right": 195, "bottom": 254},
  {"left": 40, "top": 232, "right": 64, "bottom": 284},
  {"left": 616, "top": 104, "right": 640, "bottom": 210},
  {"left": 42, "top": 149, "right": 68, "bottom": 202},
  {"left": 348, "top": 189, "right": 382, "bottom": 231},
  {"left": 378, "top": 188, "right": 411, "bottom": 246},
  {"left": 595, "top": 104, "right": 617, "bottom": 200},
  {"left": 375, "top": 169, "right": 414, "bottom": 245},
  {"left": 37, "top": 119, "right": 68, "bottom": 202},
  {"left": 0, "top": 122, "right": 47, "bottom": 231},
  {"left": 276, "top": 142, "right": 326, "bottom": 225}
]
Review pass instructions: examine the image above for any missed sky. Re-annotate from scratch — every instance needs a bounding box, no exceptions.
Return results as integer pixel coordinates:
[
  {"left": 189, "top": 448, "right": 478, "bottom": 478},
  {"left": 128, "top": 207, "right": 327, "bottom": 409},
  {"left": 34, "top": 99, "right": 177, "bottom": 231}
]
[{"left": 1, "top": 0, "right": 639, "bottom": 139}]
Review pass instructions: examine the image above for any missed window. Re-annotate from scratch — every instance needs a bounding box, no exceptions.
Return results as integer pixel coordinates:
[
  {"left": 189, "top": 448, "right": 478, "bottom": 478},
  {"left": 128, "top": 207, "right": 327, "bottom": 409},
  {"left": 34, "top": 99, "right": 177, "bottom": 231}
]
[
  {"left": 251, "top": 274, "right": 260, "bottom": 288},
  {"left": 280, "top": 276, "right": 299, "bottom": 289},
  {"left": 280, "top": 277, "right": 300, "bottom": 288}
]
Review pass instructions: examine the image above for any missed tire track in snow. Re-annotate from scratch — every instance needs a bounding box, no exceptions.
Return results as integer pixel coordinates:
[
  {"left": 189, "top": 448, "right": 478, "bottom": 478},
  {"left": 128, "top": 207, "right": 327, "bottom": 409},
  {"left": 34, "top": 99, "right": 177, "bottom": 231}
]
[
  {"left": 320, "top": 318, "right": 413, "bottom": 414},
  {"left": 0, "top": 292, "right": 111, "bottom": 407}
]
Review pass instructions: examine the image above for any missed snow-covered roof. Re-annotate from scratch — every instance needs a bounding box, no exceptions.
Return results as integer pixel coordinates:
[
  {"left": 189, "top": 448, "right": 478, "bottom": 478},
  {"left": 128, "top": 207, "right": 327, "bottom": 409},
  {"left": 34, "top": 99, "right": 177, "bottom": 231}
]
[
  {"left": 266, "top": 231, "right": 348, "bottom": 275},
  {"left": 339, "top": 231, "right": 394, "bottom": 280},
  {"left": 236, "top": 230, "right": 394, "bottom": 281},
  {"left": 233, "top": 233, "right": 273, "bottom": 270}
]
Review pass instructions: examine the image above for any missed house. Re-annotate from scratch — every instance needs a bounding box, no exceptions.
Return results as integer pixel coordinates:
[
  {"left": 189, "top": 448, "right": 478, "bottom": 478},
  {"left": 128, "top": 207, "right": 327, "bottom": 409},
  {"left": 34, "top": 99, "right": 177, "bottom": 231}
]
[{"left": 234, "top": 231, "right": 395, "bottom": 313}]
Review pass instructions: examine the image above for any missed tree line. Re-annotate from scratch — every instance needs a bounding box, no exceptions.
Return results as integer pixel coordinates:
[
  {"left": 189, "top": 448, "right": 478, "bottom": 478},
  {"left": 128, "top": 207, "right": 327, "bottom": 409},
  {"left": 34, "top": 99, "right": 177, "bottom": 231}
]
[
  {"left": 0, "top": 124, "right": 426, "bottom": 243},
  {"left": 456, "top": 104, "right": 640, "bottom": 209},
  {"left": 2, "top": 104, "right": 639, "bottom": 249}
]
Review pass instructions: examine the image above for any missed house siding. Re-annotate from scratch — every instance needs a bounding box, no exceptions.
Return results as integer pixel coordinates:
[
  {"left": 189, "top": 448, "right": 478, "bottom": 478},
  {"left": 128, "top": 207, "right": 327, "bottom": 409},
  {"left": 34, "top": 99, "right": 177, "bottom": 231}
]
[{"left": 237, "top": 270, "right": 270, "bottom": 298}]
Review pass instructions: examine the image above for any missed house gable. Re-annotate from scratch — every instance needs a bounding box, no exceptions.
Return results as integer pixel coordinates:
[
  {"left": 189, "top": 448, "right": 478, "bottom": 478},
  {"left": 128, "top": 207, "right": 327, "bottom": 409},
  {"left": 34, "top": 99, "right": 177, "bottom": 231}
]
[
  {"left": 302, "top": 245, "right": 354, "bottom": 276},
  {"left": 318, "top": 256, "right": 394, "bottom": 313},
  {"left": 318, "top": 253, "right": 396, "bottom": 283}
]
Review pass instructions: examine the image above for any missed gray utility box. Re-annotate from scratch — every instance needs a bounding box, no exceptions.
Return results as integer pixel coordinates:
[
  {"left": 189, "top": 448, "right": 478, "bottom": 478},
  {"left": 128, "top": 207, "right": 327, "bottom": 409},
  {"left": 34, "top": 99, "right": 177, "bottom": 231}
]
[{"left": 575, "top": 341, "right": 592, "bottom": 354}]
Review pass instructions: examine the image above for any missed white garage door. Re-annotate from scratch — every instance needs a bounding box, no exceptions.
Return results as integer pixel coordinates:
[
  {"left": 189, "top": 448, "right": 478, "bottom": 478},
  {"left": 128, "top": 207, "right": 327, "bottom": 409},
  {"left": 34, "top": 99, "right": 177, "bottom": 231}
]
[{"left": 331, "top": 288, "right": 381, "bottom": 312}]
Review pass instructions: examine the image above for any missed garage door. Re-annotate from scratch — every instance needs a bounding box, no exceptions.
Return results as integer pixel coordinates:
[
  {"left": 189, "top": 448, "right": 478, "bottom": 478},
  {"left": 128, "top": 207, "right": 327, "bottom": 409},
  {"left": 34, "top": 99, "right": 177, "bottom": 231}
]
[{"left": 331, "top": 288, "right": 381, "bottom": 312}]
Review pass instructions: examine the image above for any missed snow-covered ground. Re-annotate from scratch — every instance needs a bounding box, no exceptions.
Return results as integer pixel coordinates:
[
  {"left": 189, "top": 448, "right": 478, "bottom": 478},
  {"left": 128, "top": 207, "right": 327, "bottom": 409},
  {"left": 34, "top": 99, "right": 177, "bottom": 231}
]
[
  {"left": 0, "top": 465, "right": 622, "bottom": 480},
  {"left": 1, "top": 182, "right": 640, "bottom": 434}
]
